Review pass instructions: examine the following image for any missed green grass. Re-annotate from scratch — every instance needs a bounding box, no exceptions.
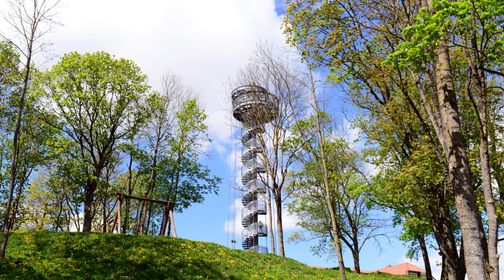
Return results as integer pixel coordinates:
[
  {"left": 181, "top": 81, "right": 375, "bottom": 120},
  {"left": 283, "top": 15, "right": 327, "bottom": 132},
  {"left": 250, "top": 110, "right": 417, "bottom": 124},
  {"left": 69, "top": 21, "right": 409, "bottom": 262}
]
[{"left": 0, "top": 231, "right": 411, "bottom": 279}]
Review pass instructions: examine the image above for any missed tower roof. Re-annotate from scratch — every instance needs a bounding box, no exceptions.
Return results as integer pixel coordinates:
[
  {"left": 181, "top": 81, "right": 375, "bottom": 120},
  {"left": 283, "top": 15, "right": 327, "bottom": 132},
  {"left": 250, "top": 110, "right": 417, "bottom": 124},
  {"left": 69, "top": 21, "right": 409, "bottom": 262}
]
[{"left": 231, "top": 85, "right": 278, "bottom": 126}]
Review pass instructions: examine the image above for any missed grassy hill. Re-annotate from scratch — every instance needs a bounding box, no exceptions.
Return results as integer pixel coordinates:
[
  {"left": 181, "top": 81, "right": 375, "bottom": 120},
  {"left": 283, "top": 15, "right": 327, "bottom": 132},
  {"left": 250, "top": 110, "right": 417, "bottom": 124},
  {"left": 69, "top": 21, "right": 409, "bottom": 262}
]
[{"left": 0, "top": 231, "right": 411, "bottom": 279}]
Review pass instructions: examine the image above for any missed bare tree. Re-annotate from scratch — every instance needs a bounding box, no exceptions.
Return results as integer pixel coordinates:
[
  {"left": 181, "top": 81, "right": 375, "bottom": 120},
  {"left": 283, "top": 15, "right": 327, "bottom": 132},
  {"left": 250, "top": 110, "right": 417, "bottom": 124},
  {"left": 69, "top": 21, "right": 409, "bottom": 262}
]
[
  {"left": 233, "top": 43, "right": 307, "bottom": 256},
  {"left": 136, "top": 72, "right": 191, "bottom": 234},
  {"left": 0, "top": 0, "right": 60, "bottom": 260}
]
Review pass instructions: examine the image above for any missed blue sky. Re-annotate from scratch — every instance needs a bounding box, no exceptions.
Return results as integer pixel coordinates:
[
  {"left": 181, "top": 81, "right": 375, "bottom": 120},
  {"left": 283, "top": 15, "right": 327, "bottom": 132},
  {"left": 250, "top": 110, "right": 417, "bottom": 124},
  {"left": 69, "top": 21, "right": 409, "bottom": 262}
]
[{"left": 4, "top": 0, "right": 486, "bottom": 278}]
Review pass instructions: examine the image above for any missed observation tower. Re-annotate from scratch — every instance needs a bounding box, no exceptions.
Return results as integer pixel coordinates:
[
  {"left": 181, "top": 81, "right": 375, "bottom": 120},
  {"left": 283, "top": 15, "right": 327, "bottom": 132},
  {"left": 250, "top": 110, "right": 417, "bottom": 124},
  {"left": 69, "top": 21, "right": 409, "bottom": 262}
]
[{"left": 231, "top": 85, "right": 278, "bottom": 253}]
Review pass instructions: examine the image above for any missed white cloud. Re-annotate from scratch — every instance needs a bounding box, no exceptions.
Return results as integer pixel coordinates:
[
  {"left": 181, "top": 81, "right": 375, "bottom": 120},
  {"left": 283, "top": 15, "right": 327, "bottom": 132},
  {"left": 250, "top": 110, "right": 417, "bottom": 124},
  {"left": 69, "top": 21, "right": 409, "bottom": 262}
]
[
  {"left": 224, "top": 198, "right": 243, "bottom": 235},
  {"left": 363, "top": 162, "right": 379, "bottom": 177},
  {"left": 1, "top": 0, "right": 288, "bottom": 145},
  {"left": 342, "top": 119, "right": 360, "bottom": 150}
]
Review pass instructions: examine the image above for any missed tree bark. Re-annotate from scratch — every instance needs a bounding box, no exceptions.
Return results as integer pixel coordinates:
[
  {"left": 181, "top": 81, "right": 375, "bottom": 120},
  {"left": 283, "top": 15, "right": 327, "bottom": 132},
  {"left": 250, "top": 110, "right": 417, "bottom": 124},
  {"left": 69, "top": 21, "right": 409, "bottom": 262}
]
[
  {"left": 418, "top": 234, "right": 433, "bottom": 280},
  {"left": 266, "top": 186, "right": 276, "bottom": 254},
  {"left": 54, "top": 199, "right": 64, "bottom": 231},
  {"left": 309, "top": 68, "right": 346, "bottom": 280},
  {"left": 102, "top": 169, "right": 111, "bottom": 233},
  {"left": 351, "top": 247, "right": 360, "bottom": 274},
  {"left": 145, "top": 204, "right": 153, "bottom": 235},
  {"left": 0, "top": 39, "right": 33, "bottom": 260},
  {"left": 428, "top": 184, "right": 466, "bottom": 280},
  {"left": 274, "top": 193, "right": 285, "bottom": 257},
  {"left": 124, "top": 148, "right": 134, "bottom": 233},
  {"left": 476, "top": 93, "right": 499, "bottom": 280},
  {"left": 467, "top": 54, "right": 499, "bottom": 280},
  {"left": 102, "top": 196, "right": 107, "bottom": 233},
  {"left": 433, "top": 38, "right": 487, "bottom": 280},
  {"left": 83, "top": 179, "right": 98, "bottom": 232},
  {"left": 170, "top": 210, "right": 177, "bottom": 237}
]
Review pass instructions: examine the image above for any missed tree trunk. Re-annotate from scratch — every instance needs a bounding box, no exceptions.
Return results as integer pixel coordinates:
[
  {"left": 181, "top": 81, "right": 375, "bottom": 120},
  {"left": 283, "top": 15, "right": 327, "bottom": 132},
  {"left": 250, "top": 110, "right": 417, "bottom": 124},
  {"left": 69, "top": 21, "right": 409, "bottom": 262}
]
[
  {"left": 102, "top": 170, "right": 111, "bottom": 233},
  {"left": 133, "top": 200, "right": 142, "bottom": 235},
  {"left": 10, "top": 172, "right": 30, "bottom": 231},
  {"left": 308, "top": 68, "right": 346, "bottom": 280},
  {"left": 145, "top": 204, "right": 153, "bottom": 235},
  {"left": 429, "top": 184, "right": 465, "bottom": 280},
  {"left": 0, "top": 44, "right": 33, "bottom": 260},
  {"left": 274, "top": 194, "right": 285, "bottom": 257},
  {"left": 434, "top": 38, "right": 487, "bottom": 280},
  {"left": 143, "top": 140, "right": 159, "bottom": 236},
  {"left": 266, "top": 187, "right": 276, "bottom": 254},
  {"left": 102, "top": 196, "right": 107, "bottom": 233},
  {"left": 351, "top": 247, "right": 360, "bottom": 274},
  {"left": 418, "top": 234, "right": 433, "bottom": 280},
  {"left": 327, "top": 198, "right": 346, "bottom": 280},
  {"left": 139, "top": 201, "right": 149, "bottom": 235},
  {"left": 168, "top": 155, "right": 182, "bottom": 237},
  {"left": 124, "top": 149, "right": 134, "bottom": 233},
  {"left": 468, "top": 56, "right": 499, "bottom": 280},
  {"left": 55, "top": 199, "right": 64, "bottom": 231},
  {"left": 124, "top": 197, "right": 130, "bottom": 234},
  {"left": 83, "top": 179, "right": 98, "bottom": 232},
  {"left": 477, "top": 99, "right": 499, "bottom": 280}
]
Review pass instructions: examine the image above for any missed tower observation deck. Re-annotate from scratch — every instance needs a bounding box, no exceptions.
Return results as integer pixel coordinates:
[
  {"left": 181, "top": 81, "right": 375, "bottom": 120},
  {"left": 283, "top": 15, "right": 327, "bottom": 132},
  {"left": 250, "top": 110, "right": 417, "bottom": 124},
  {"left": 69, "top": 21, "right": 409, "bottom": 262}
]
[{"left": 231, "top": 85, "right": 278, "bottom": 253}]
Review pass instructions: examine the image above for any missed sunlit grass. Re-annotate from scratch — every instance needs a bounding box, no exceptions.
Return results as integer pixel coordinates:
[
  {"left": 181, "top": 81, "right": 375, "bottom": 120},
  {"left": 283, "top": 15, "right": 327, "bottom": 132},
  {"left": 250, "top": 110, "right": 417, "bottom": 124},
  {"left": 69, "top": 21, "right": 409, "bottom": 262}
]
[{"left": 0, "top": 231, "right": 412, "bottom": 279}]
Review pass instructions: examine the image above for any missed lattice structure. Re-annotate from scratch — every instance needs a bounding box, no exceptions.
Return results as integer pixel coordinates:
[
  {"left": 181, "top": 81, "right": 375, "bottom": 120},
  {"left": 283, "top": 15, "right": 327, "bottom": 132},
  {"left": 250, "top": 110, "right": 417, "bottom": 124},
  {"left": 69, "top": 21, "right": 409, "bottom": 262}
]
[{"left": 231, "top": 85, "right": 278, "bottom": 253}]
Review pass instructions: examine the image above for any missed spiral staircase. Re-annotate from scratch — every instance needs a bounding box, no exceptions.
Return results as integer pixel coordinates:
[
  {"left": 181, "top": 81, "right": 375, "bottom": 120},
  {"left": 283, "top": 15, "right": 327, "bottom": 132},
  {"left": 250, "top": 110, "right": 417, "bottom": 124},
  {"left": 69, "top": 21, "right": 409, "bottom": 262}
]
[{"left": 231, "top": 85, "right": 278, "bottom": 253}]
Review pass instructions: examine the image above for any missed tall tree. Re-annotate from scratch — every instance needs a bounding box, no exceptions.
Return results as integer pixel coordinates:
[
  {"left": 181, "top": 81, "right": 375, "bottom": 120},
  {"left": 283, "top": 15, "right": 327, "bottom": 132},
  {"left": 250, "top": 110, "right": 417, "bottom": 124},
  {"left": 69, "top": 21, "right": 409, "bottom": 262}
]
[
  {"left": 160, "top": 99, "right": 220, "bottom": 212},
  {"left": 136, "top": 73, "right": 190, "bottom": 234},
  {"left": 387, "top": 1, "right": 503, "bottom": 278},
  {"left": 287, "top": 132, "right": 386, "bottom": 274},
  {"left": 285, "top": 1, "right": 503, "bottom": 278},
  {"left": 0, "top": 0, "right": 60, "bottom": 260},
  {"left": 34, "top": 51, "right": 150, "bottom": 232},
  {"left": 449, "top": 3, "right": 503, "bottom": 277},
  {"left": 133, "top": 98, "right": 219, "bottom": 236}
]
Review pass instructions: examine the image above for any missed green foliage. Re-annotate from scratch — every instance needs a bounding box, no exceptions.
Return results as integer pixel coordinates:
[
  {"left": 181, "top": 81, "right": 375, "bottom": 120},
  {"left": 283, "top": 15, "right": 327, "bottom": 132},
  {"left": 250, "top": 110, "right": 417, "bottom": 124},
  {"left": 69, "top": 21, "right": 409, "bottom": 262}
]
[
  {"left": 154, "top": 98, "right": 220, "bottom": 211},
  {"left": 32, "top": 51, "right": 151, "bottom": 230},
  {"left": 387, "top": 0, "right": 504, "bottom": 69},
  {"left": 0, "top": 41, "right": 21, "bottom": 90},
  {"left": 287, "top": 109, "right": 385, "bottom": 268},
  {"left": 33, "top": 52, "right": 150, "bottom": 161},
  {"left": 0, "top": 231, "right": 412, "bottom": 280}
]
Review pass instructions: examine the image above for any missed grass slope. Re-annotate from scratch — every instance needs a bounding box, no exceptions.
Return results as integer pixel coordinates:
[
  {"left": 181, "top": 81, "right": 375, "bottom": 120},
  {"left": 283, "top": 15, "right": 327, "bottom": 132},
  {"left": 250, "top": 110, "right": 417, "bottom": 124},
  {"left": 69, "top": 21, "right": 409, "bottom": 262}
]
[{"left": 0, "top": 232, "right": 410, "bottom": 279}]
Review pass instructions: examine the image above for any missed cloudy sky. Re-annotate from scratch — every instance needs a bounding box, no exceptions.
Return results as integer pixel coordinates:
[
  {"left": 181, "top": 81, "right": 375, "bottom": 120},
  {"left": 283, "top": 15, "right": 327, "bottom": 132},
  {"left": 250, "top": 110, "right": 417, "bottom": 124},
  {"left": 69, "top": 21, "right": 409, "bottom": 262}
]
[{"left": 5, "top": 0, "right": 503, "bottom": 278}]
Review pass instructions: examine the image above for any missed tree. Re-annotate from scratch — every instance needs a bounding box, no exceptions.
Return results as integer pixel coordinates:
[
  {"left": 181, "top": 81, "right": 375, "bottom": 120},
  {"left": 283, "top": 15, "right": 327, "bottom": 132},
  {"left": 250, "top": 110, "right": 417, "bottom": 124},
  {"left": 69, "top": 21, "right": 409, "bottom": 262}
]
[
  {"left": 135, "top": 73, "right": 190, "bottom": 234},
  {"left": 124, "top": 92, "right": 220, "bottom": 236},
  {"left": 47, "top": 142, "right": 87, "bottom": 232},
  {"left": 0, "top": 0, "right": 60, "bottom": 260},
  {"left": 34, "top": 51, "right": 150, "bottom": 232},
  {"left": 286, "top": 91, "right": 348, "bottom": 279},
  {"left": 288, "top": 132, "right": 387, "bottom": 274},
  {"left": 285, "top": 1, "right": 503, "bottom": 278},
  {"left": 158, "top": 99, "right": 220, "bottom": 229},
  {"left": 387, "top": 1, "right": 503, "bottom": 278}
]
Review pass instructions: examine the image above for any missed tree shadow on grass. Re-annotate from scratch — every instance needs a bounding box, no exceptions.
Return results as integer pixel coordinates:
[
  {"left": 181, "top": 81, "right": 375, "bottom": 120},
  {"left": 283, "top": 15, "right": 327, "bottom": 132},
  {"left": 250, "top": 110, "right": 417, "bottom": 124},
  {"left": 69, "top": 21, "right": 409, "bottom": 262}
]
[{"left": 0, "top": 259, "right": 46, "bottom": 280}]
